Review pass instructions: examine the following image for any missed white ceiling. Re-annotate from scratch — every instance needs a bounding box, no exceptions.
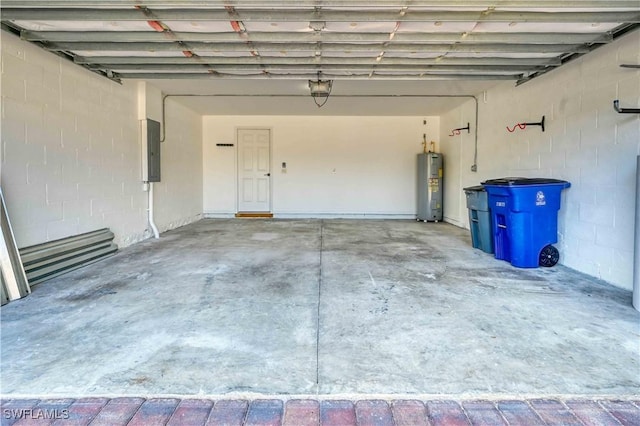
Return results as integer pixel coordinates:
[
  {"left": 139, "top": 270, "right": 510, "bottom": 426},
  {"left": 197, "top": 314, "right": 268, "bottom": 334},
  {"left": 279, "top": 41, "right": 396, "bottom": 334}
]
[{"left": 1, "top": 1, "right": 638, "bottom": 115}]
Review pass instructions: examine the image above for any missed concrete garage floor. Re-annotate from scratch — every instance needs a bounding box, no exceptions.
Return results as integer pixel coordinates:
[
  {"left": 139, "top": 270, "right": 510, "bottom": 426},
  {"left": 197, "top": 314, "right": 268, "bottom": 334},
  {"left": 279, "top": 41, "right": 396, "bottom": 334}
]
[{"left": 1, "top": 219, "right": 639, "bottom": 399}]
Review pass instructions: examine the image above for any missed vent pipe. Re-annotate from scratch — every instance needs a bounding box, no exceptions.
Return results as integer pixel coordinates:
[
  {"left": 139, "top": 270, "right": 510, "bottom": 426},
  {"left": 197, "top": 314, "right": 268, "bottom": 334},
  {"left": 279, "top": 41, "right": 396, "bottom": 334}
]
[
  {"left": 148, "top": 182, "right": 160, "bottom": 240},
  {"left": 633, "top": 156, "right": 640, "bottom": 311}
]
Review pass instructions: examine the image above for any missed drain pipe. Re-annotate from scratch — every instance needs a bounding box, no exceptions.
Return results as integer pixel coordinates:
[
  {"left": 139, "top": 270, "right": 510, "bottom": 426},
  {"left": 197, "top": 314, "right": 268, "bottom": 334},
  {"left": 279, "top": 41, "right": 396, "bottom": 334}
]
[
  {"left": 634, "top": 156, "right": 640, "bottom": 311},
  {"left": 148, "top": 182, "right": 160, "bottom": 239}
]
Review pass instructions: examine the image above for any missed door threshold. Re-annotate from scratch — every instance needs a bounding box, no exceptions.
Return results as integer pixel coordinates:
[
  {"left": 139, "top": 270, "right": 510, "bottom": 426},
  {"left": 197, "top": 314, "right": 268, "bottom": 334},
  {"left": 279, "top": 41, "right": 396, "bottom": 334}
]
[{"left": 235, "top": 212, "right": 274, "bottom": 218}]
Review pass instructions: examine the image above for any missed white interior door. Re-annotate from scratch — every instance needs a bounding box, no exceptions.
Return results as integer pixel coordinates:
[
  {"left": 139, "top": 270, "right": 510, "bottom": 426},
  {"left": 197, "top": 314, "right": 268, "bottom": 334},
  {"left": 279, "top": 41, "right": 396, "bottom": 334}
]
[{"left": 237, "top": 129, "right": 271, "bottom": 212}]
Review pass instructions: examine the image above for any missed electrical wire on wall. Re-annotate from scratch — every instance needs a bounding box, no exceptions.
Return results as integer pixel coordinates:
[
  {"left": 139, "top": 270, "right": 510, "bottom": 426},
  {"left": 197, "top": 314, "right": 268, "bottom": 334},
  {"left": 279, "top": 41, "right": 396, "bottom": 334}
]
[{"left": 160, "top": 93, "right": 480, "bottom": 171}]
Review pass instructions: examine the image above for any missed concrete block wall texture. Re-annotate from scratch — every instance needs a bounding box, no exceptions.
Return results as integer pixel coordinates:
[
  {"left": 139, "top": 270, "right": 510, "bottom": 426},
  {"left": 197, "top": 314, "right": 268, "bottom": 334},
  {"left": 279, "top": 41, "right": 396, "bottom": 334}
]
[
  {"left": 1, "top": 33, "right": 145, "bottom": 248},
  {"left": 440, "top": 31, "right": 640, "bottom": 291},
  {"left": 440, "top": 100, "right": 476, "bottom": 229},
  {"left": 154, "top": 98, "right": 203, "bottom": 232},
  {"left": 202, "top": 115, "right": 439, "bottom": 217},
  {"left": 1, "top": 32, "right": 203, "bottom": 249}
]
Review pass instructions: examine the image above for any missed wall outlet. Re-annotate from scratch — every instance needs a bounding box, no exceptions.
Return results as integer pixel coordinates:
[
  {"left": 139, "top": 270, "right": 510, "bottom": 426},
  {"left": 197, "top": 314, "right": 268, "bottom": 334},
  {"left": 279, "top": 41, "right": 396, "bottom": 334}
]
[{"left": 471, "top": 164, "right": 477, "bottom": 172}]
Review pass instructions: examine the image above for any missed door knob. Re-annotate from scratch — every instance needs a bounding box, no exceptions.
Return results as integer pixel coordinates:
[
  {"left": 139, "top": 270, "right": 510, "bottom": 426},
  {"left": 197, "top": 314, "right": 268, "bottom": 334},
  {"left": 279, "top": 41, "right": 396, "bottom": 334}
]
[{"left": 264, "top": 173, "right": 271, "bottom": 176}]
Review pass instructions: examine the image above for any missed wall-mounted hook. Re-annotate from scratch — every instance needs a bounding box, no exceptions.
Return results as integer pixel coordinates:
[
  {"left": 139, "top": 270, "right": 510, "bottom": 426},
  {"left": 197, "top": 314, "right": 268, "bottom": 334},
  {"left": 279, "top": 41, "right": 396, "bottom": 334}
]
[
  {"left": 613, "top": 100, "right": 640, "bottom": 114},
  {"left": 507, "top": 115, "right": 545, "bottom": 133},
  {"left": 506, "top": 123, "right": 527, "bottom": 132},
  {"left": 449, "top": 122, "right": 470, "bottom": 137}
]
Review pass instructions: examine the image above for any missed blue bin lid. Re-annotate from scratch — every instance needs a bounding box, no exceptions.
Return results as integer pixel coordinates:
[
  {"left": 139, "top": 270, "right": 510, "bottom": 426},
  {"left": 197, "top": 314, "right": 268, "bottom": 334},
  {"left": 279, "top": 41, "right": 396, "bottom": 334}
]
[{"left": 482, "top": 177, "right": 570, "bottom": 187}]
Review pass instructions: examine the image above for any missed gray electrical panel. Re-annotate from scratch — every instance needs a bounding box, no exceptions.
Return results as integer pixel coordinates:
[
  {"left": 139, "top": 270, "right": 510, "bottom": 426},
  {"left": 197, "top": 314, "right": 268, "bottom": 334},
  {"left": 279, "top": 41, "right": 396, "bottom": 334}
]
[
  {"left": 417, "top": 152, "right": 443, "bottom": 222},
  {"left": 141, "top": 119, "right": 161, "bottom": 182}
]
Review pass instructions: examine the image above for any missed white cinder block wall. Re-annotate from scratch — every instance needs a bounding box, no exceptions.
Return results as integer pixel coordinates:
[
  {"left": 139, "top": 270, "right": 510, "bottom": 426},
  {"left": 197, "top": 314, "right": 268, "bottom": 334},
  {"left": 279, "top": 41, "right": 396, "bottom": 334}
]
[
  {"left": 203, "top": 116, "right": 439, "bottom": 217},
  {"left": 154, "top": 98, "right": 203, "bottom": 230},
  {"left": 1, "top": 33, "right": 203, "bottom": 248},
  {"left": 440, "top": 31, "right": 640, "bottom": 291}
]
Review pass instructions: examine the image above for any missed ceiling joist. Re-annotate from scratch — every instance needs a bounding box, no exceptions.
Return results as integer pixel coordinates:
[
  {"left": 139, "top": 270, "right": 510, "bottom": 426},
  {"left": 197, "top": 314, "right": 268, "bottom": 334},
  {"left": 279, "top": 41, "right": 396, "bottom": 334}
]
[
  {"left": 114, "top": 72, "right": 520, "bottom": 80},
  {"left": 1, "top": 2, "right": 638, "bottom": 84},
  {"left": 3, "top": 9, "right": 640, "bottom": 23},
  {"left": 73, "top": 56, "right": 563, "bottom": 67},
  {"left": 88, "top": 63, "right": 541, "bottom": 73},
  {"left": 3, "top": 1, "right": 640, "bottom": 7},
  {"left": 43, "top": 41, "right": 592, "bottom": 54},
  {"left": 21, "top": 30, "right": 614, "bottom": 45}
]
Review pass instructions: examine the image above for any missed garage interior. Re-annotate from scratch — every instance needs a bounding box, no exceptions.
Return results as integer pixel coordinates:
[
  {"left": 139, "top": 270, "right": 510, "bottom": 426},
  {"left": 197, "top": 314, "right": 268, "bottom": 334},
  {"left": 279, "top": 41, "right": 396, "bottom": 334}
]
[
  {"left": 2, "top": 218, "right": 640, "bottom": 398},
  {"left": 1, "top": 0, "right": 640, "bottom": 423}
]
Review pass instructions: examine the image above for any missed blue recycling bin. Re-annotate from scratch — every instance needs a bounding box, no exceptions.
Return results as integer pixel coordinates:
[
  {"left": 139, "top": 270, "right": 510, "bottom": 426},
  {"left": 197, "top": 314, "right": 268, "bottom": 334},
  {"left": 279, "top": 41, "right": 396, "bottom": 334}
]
[{"left": 481, "top": 178, "right": 570, "bottom": 268}]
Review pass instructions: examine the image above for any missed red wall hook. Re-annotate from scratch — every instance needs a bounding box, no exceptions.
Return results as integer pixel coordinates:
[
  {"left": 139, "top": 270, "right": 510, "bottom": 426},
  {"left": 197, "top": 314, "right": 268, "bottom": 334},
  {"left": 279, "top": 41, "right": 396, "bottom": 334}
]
[
  {"left": 449, "top": 123, "right": 470, "bottom": 137},
  {"left": 506, "top": 115, "right": 545, "bottom": 133}
]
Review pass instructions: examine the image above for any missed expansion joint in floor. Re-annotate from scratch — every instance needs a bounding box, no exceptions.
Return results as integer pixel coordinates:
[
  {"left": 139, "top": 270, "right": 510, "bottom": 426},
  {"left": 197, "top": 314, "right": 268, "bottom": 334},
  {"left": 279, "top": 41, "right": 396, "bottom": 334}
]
[{"left": 315, "top": 219, "right": 324, "bottom": 392}]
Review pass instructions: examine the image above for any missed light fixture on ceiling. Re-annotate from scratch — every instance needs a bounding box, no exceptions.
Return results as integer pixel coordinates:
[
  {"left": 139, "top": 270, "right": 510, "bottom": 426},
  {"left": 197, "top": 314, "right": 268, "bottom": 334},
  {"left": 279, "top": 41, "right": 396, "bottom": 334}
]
[{"left": 308, "top": 72, "right": 333, "bottom": 108}]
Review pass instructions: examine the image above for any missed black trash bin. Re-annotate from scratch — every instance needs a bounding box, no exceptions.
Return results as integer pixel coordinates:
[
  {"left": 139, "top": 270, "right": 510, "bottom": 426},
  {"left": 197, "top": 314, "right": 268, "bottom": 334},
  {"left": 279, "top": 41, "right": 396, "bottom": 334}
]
[{"left": 463, "top": 185, "right": 493, "bottom": 254}]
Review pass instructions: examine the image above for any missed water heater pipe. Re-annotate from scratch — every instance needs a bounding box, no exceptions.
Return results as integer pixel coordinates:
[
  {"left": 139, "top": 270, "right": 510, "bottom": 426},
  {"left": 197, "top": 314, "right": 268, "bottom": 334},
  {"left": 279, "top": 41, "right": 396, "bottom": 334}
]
[
  {"left": 633, "top": 156, "right": 640, "bottom": 311},
  {"left": 148, "top": 182, "right": 160, "bottom": 239}
]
